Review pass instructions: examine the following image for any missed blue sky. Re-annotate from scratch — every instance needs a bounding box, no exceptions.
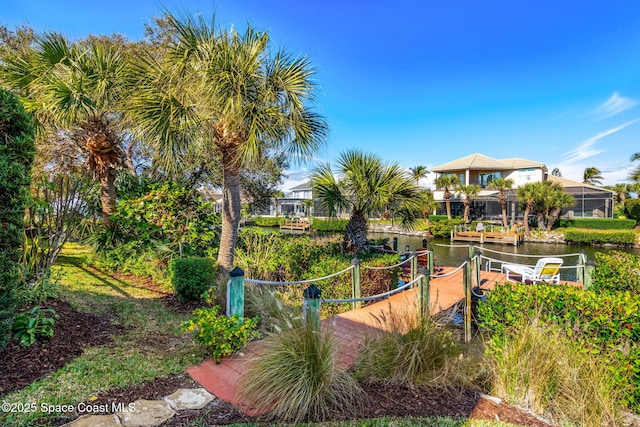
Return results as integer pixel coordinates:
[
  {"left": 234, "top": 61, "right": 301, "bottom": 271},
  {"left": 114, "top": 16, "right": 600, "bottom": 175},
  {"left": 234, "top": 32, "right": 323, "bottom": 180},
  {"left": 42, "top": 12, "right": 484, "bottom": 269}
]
[{"left": 3, "top": 0, "right": 640, "bottom": 189}]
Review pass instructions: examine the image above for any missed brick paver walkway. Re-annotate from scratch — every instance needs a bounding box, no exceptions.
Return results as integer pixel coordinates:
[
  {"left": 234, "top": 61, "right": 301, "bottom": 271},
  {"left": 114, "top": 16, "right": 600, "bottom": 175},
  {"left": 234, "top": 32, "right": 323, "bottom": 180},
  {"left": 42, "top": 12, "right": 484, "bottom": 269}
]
[{"left": 187, "top": 268, "right": 580, "bottom": 415}]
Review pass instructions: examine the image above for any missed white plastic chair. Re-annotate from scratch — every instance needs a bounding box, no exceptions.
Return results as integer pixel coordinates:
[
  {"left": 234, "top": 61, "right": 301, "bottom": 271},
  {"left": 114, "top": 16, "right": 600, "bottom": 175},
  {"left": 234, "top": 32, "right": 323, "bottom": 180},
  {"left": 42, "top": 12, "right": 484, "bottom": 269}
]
[{"left": 501, "top": 257, "right": 563, "bottom": 284}]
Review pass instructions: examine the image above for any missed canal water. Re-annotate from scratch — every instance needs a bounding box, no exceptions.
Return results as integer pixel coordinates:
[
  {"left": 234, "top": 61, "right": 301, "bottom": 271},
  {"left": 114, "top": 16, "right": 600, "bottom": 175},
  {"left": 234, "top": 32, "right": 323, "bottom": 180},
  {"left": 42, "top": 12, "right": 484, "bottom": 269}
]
[{"left": 367, "top": 232, "right": 640, "bottom": 282}]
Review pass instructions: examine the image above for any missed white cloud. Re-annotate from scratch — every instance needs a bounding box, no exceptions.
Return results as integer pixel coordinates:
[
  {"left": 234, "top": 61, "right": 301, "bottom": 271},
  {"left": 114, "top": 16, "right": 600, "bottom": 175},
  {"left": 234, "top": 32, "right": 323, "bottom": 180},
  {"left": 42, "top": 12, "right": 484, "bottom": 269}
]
[
  {"left": 591, "top": 92, "right": 639, "bottom": 119},
  {"left": 560, "top": 119, "right": 639, "bottom": 163}
]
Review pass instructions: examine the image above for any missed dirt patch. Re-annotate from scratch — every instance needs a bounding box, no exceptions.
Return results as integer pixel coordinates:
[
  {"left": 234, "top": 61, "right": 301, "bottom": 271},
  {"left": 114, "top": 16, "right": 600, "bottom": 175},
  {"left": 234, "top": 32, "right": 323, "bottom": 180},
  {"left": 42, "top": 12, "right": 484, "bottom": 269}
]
[{"left": 0, "top": 299, "right": 119, "bottom": 395}]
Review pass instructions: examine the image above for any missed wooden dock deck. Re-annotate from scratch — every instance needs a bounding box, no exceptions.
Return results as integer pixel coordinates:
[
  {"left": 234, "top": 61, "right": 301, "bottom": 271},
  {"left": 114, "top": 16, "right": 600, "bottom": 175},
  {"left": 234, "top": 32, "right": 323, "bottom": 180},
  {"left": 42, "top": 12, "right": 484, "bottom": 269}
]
[
  {"left": 188, "top": 268, "right": 582, "bottom": 413},
  {"left": 451, "top": 224, "right": 525, "bottom": 246},
  {"left": 279, "top": 218, "right": 311, "bottom": 231}
]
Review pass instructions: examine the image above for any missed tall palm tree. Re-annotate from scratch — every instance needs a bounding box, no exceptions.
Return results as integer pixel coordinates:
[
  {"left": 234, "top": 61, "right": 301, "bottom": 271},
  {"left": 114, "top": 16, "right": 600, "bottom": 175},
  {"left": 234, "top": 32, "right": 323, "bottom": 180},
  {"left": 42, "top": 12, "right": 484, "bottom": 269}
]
[
  {"left": 434, "top": 175, "right": 460, "bottom": 220},
  {"left": 551, "top": 168, "right": 562, "bottom": 177},
  {"left": 516, "top": 182, "right": 542, "bottom": 235},
  {"left": 311, "top": 150, "right": 420, "bottom": 253},
  {"left": 583, "top": 167, "right": 604, "bottom": 186},
  {"left": 409, "top": 165, "right": 429, "bottom": 187},
  {"left": 631, "top": 153, "right": 640, "bottom": 187},
  {"left": 488, "top": 177, "right": 514, "bottom": 228},
  {"left": 126, "top": 12, "right": 327, "bottom": 279},
  {"left": 1, "top": 33, "right": 127, "bottom": 227},
  {"left": 456, "top": 184, "right": 480, "bottom": 223},
  {"left": 605, "top": 183, "right": 629, "bottom": 206}
]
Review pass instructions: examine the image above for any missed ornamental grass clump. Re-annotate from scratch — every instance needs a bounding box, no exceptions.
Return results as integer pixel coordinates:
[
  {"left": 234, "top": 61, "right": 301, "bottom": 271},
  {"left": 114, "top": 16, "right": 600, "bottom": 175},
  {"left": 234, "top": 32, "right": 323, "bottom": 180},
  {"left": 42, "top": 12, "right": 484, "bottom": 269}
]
[
  {"left": 486, "top": 319, "right": 622, "bottom": 427},
  {"left": 236, "top": 321, "right": 363, "bottom": 423},
  {"left": 355, "top": 308, "right": 468, "bottom": 390}
]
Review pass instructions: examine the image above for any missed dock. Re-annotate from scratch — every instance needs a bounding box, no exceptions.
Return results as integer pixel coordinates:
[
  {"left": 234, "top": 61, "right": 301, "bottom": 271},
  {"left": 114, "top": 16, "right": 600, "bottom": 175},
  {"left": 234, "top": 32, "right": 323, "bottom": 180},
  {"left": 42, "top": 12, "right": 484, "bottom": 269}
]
[
  {"left": 451, "top": 223, "right": 524, "bottom": 245},
  {"left": 279, "top": 218, "right": 311, "bottom": 231}
]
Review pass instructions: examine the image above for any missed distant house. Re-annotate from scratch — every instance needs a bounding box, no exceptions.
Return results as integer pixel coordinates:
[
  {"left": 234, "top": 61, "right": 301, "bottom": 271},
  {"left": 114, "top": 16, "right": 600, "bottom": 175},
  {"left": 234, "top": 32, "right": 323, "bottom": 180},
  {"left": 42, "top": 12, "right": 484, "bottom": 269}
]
[
  {"left": 272, "top": 181, "right": 314, "bottom": 216},
  {"left": 431, "top": 153, "right": 613, "bottom": 220}
]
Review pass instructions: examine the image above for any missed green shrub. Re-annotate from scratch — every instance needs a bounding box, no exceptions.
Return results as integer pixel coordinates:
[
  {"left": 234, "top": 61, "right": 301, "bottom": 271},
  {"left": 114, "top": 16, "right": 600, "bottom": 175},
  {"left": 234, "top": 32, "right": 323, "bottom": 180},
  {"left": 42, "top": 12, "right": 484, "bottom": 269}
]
[
  {"left": 310, "top": 217, "right": 348, "bottom": 231},
  {"left": 429, "top": 215, "right": 450, "bottom": 221},
  {"left": 12, "top": 306, "right": 59, "bottom": 346},
  {"left": 254, "top": 216, "right": 286, "bottom": 227},
  {"left": 0, "top": 89, "right": 36, "bottom": 349},
  {"left": 563, "top": 228, "right": 636, "bottom": 245},
  {"left": 478, "top": 283, "right": 640, "bottom": 410},
  {"left": 558, "top": 218, "right": 636, "bottom": 229},
  {"left": 170, "top": 257, "right": 217, "bottom": 303},
  {"left": 236, "top": 322, "right": 363, "bottom": 422},
  {"left": 181, "top": 306, "right": 258, "bottom": 363},
  {"left": 625, "top": 199, "right": 640, "bottom": 223},
  {"left": 592, "top": 251, "right": 640, "bottom": 294},
  {"left": 428, "top": 219, "right": 465, "bottom": 238}
]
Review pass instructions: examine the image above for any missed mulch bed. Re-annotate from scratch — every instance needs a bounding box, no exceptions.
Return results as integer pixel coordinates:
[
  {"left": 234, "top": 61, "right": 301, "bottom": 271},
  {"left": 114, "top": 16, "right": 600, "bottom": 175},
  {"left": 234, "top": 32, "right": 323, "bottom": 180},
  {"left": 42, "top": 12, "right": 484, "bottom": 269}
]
[
  {"left": 1, "top": 299, "right": 550, "bottom": 426},
  {"left": 0, "top": 299, "right": 118, "bottom": 395}
]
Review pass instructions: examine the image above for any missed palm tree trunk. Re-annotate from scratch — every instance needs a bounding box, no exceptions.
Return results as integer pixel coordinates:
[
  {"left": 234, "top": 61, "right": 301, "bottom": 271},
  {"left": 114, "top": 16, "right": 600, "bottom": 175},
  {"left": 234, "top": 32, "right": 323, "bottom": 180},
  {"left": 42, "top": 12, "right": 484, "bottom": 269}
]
[
  {"left": 99, "top": 170, "right": 117, "bottom": 228},
  {"left": 444, "top": 190, "right": 452, "bottom": 219},
  {"left": 463, "top": 200, "right": 470, "bottom": 222},
  {"left": 217, "top": 151, "right": 242, "bottom": 282},
  {"left": 345, "top": 209, "right": 368, "bottom": 253},
  {"left": 523, "top": 205, "right": 531, "bottom": 235}
]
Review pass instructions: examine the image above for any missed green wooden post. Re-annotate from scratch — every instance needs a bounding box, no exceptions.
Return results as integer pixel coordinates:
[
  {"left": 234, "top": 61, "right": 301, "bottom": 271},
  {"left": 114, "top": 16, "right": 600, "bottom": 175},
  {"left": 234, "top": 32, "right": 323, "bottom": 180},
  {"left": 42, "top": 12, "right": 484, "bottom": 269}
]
[
  {"left": 303, "top": 284, "right": 322, "bottom": 332},
  {"left": 473, "top": 250, "right": 482, "bottom": 289},
  {"left": 227, "top": 267, "right": 245, "bottom": 318},
  {"left": 351, "top": 257, "right": 361, "bottom": 309},
  {"left": 410, "top": 252, "right": 417, "bottom": 282},
  {"left": 418, "top": 267, "right": 430, "bottom": 320},
  {"left": 468, "top": 243, "right": 475, "bottom": 260},
  {"left": 576, "top": 250, "right": 586, "bottom": 284},
  {"left": 584, "top": 260, "right": 595, "bottom": 290},
  {"left": 463, "top": 257, "right": 472, "bottom": 344},
  {"left": 427, "top": 250, "right": 434, "bottom": 275}
]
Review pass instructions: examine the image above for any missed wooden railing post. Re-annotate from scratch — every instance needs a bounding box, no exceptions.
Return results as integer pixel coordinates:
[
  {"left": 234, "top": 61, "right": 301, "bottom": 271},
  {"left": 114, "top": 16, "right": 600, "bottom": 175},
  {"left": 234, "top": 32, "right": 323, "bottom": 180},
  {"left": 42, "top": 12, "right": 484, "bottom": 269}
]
[
  {"left": 427, "top": 250, "right": 434, "bottom": 275},
  {"left": 584, "top": 260, "right": 595, "bottom": 290},
  {"left": 576, "top": 250, "right": 586, "bottom": 284},
  {"left": 392, "top": 237, "right": 398, "bottom": 252},
  {"left": 351, "top": 257, "right": 361, "bottom": 309},
  {"left": 468, "top": 243, "right": 475, "bottom": 260},
  {"left": 473, "top": 250, "right": 482, "bottom": 289},
  {"left": 463, "top": 257, "right": 472, "bottom": 344},
  {"left": 410, "top": 252, "right": 417, "bottom": 282},
  {"left": 303, "top": 284, "right": 322, "bottom": 332},
  {"left": 418, "top": 267, "right": 430, "bottom": 320},
  {"left": 227, "top": 267, "right": 245, "bottom": 317}
]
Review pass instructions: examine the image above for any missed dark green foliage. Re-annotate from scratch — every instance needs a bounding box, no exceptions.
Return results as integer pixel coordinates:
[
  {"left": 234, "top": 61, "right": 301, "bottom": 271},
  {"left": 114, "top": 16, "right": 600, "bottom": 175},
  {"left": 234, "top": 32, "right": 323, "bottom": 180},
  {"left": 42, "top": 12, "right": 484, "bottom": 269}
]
[
  {"left": 170, "top": 257, "right": 217, "bottom": 303},
  {"left": 310, "top": 218, "right": 348, "bottom": 231},
  {"left": 91, "top": 183, "right": 219, "bottom": 281},
  {"left": 253, "top": 216, "right": 286, "bottom": 227},
  {"left": 11, "top": 306, "right": 59, "bottom": 346},
  {"left": 429, "top": 215, "right": 450, "bottom": 221},
  {"left": 558, "top": 218, "right": 636, "bottom": 229},
  {"left": 478, "top": 283, "right": 640, "bottom": 410},
  {"left": 0, "top": 89, "right": 35, "bottom": 348},
  {"left": 563, "top": 228, "right": 636, "bottom": 246},
  {"left": 428, "top": 218, "right": 465, "bottom": 238},
  {"left": 625, "top": 199, "right": 640, "bottom": 223},
  {"left": 592, "top": 251, "right": 640, "bottom": 294}
]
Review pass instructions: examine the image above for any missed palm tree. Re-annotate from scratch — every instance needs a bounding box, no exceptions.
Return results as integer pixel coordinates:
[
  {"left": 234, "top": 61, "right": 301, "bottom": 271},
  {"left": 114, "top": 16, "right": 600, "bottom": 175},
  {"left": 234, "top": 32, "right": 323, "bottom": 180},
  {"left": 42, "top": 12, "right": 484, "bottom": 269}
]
[
  {"left": 530, "top": 180, "right": 574, "bottom": 231},
  {"left": 551, "top": 168, "right": 562, "bottom": 177},
  {"left": 516, "top": 182, "right": 542, "bottom": 235},
  {"left": 1, "top": 33, "right": 127, "bottom": 227},
  {"left": 456, "top": 184, "right": 480, "bottom": 223},
  {"left": 311, "top": 150, "right": 420, "bottom": 253},
  {"left": 488, "top": 177, "right": 514, "bottom": 228},
  {"left": 409, "top": 165, "right": 429, "bottom": 187},
  {"left": 605, "top": 183, "right": 629, "bottom": 206},
  {"left": 631, "top": 153, "right": 640, "bottom": 187},
  {"left": 302, "top": 198, "right": 314, "bottom": 217},
  {"left": 272, "top": 190, "right": 284, "bottom": 217},
  {"left": 434, "top": 175, "right": 460, "bottom": 220},
  {"left": 583, "top": 167, "right": 604, "bottom": 186},
  {"left": 126, "top": 12, "right": 327, "bottom": 279}
]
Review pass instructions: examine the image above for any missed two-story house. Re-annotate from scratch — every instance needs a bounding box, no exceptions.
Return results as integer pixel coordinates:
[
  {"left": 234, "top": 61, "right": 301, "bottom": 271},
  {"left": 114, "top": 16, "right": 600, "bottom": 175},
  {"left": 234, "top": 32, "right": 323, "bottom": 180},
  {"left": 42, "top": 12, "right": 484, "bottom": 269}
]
[{"left": 431, "top": 153, "right": 613, "bottom": 220}]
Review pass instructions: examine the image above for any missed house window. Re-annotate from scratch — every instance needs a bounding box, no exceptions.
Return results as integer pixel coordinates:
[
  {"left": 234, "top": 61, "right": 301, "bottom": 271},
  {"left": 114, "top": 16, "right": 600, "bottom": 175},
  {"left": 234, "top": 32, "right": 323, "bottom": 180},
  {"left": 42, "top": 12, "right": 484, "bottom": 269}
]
[
  {"left": 479, "top": 172, "right": 500, "bottom": 188},
  {"left": 518, "top": 169, "right": 536, "bottom": 184}
]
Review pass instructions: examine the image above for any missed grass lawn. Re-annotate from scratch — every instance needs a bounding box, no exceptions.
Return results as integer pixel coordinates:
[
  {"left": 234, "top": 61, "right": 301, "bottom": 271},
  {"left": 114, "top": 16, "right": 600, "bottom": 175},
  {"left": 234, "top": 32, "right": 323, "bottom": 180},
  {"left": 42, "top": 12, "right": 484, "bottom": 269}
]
[{"left": 0, "top": 242, "right": 203, "bottom": 427}]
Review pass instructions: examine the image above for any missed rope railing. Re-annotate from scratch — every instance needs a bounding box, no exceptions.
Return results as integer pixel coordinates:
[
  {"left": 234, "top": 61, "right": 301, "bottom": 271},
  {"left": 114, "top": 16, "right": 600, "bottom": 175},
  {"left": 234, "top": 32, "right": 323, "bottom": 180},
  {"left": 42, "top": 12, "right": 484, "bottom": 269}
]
[
  {"left": 433, "top": 243, "right": 473, "bottom": 248},
  {"left": 323, "top": 275, "right": 422, "bottom": 303},
  {"left": 361, "top": 256, "right": 412, "bottom": 270},
  {"left": 244, "top": 264, "right": 354, "bottom": 286},
  {"left": 430, "top": 260, "right": 468, "bottom": 278},
  {"left": 478, "top": 246, "right": 585, "bottom": 259},
  {"left": 480, "top": 254, "right": 581, "bottom": 270}
]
